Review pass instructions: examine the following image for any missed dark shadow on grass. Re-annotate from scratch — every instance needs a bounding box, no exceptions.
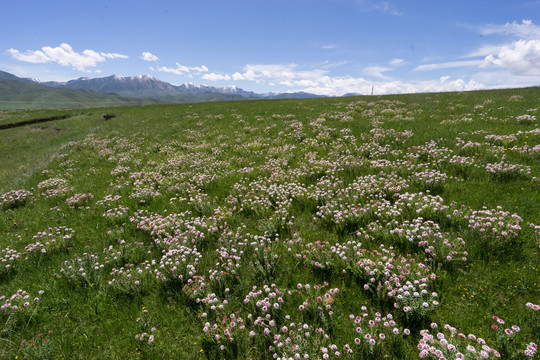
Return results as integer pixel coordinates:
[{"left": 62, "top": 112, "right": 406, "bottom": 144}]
[{"left": 0, "top": 115, "right": 71, "bottom": 130}]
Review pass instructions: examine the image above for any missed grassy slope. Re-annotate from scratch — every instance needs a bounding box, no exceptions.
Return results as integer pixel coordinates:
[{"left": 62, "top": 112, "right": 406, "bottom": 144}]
[
  {"left": 0, "top": 87, "right": 539, "bottom": 359},
  {"left": 0, "top": 80, "right": 158, "bottom": 110}
]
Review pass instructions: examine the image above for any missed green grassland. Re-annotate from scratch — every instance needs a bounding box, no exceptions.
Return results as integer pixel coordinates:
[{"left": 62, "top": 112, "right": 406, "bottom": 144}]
[{"left": 0, "top": 88, "right": 539, "bottom": 359}]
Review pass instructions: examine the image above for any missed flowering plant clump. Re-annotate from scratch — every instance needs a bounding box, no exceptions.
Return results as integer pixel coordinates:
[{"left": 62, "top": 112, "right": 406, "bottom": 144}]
[
  {"left": 202, "top": 311, "right": 244, "bottom": 358},
  {"left": 1, "top": 189, "right": 33, "bottom": 209},
  {"left": 267, "top": 321, "right": 340, "bottom": 360},
  {"left": 57, "top": 253, "right": 104, "bottom": 287},
  {"left": 418, "top": 316, "right": 539, "bottom": 359},
  {"left": 485, "top": 161, "right": 532, "bottom": 179},
  {"left": 0, "top": 247, "right": 21, "bottom": 277},
  {"left": 484, "top": 134, "right": 518, "bottom": 146},
  {"left": 108, "top": 261, "right": 153, "bottom": 295},
  {"left": 95, "top": 194, "right": 122, "bottom": 206},
  {"left": 289, "top": 283, "right": 340, "bottom": 333},
  {"left": 18, "top": 330, "right": 54, "bottom": 359},
  {"left": 182, "top": 275, "right": 208, "bottom": 306},
  {"left": 411, "top": 169, "right": 450, "bottom": 190},
  {"left": 340, "top": 244, "right": 438, "bottom": 323},
  {"left": 24, "top": 226, "right": 75, "bottom": 258},
  {"left": 490, "top": 316, "right": 538, "bottom": 359},
  {"left": 128, "top": 171, "right": 163, "bottom": 203},
  {"left": 350, "top": 307, "right": 410, "bottom": 357},
  {"left": 102, "top": 205, "right": 130, "bottom": 220},
  {"left": 299, "top": 240, "right": 334, "bottom": 274},
  {"left": 66, "top": 192, "right": 94, "bottom": 208},
  {"left": 371, "top": 217, "right": 468, "bottom": 263},
  {"left": 449, "top": 154, "right": 478, "bottom": 168},
  {"left": 101, "top": 239, "right": 147, "bottom": 267},
  {"left": 242, "top": 283, "right": 287, "bottom": 324},
  {"left": 153, "top": 245, "right": 202, "bottom": 287},
  {"left": 0, "top": 289, "right": 44, "bottom": 334},
  {"left": 130, "top": 210, "right": 221, "bottom": 248},
  {"left": 417, "top": 323, "right": 501, "bottom": 359},
  {"left": 37, "top": 176, "right": 72, "bottom": 198},
  {"left": 394, "top": 192, "right": 448, "bottom": 219},
  {"left": 464, "top": 206, "right": 523, "bottom": 252},
  {"left": 515, "top": 114, "right": 536, "bottom": 123},
  {"left": 135, "top": 307, "right": 157, "bottom": 345}
]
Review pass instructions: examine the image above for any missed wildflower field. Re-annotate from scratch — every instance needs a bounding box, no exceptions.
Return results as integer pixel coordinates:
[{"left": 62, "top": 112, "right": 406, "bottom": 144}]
[{"left": 0, "top": 88, "right": 539, "bottom": 359}]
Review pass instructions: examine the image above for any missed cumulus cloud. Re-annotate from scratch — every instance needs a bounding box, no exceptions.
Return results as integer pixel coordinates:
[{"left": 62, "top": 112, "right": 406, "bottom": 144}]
[
  {"left": 423, "top": 20, "right": 540, "bottom": 78},
  {"left": 202, "top": 73, "right": 231, "bottom": 81},
  {"left": 299, "top": 75, "right": 485, "bottom": 96},
  {"left": 7, "top": 43, "right": 127, "bottom": 72},
  {"left": 231, "top": 64, "right": 327, "bottom": 83},
  {"left": 204, "top": 61, "right": 489, "bottom": 96},
  {"left": 141, "top": 52, "right": 159, "bottom": 62},
  {"left": 479, "top": 19, "right": 540, "bottom": 39},
  {"left": 157, "top": 62, "right": 209, "bottom": 76},
  {"left": 481, "top": 39, "right": 540, "bottom": 75}
]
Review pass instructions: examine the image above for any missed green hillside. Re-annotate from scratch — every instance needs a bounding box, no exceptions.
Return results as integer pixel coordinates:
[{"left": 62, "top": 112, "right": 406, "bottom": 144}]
[
  {"left": 0, "top": 88, "right": 539, "bottom": 359},
  {"left": 0, "top": 79, "right": 158, "bottom": 109}
]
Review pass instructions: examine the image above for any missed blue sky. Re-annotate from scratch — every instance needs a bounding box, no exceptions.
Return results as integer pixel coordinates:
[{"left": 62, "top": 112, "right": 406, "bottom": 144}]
[{"left": 1, "top": 0, "right": 539, "bottom": 95}]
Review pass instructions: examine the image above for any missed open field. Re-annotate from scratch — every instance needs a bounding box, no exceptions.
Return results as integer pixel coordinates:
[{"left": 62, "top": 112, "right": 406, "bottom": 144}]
[{"left": 0, "top": 88, "right": 539, "bottom": 359}]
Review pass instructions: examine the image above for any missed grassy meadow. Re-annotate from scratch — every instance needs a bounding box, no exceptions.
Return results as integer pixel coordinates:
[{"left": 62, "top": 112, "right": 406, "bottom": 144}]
[{"left": 0, "top": 88, "right": 539, "bottom": 359}]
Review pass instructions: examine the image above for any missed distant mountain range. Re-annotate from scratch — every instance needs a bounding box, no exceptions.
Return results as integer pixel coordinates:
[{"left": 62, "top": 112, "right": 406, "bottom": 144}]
[
  {"left": 40, "top": 74, "right": 264, "bottom": 99},
  {"left": 0, "top": 70, "right": 327, "bottom": 109},
  {"left": 0, "top": 70, "right": 158, "bottom": 109}
]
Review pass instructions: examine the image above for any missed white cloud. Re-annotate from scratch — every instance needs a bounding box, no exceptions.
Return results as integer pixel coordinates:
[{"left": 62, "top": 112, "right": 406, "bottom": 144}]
[
  {"left": 362, "top": 65, "right": 392, "bottom": 79},
  {"left": 479, "top": 19, "right": 540, "bottom": 39},
  {"left": 414, "top": 60, "right": 483, "bottom": 71},
  {"left": 279, "top": 79, "right": 319, "bottom": 87},
  {"left": 231, "top": 63, "right": 327, "bottom": 83},
  {"left": 300, "top": 75, "right": 485, "bottom": 96},
  {"left": 466, "top": 44, "right": 505, "bottom": 58},
  {"left": 141, "top": 52, "right": 159, "bottom": 62},
  {"left": 101, "top": 52, "right": 128, "bottom": 59},
  {"left": 157, "top": 62, "right": 209, "bottom": 76},
  {"left": 7, "top": 43, "right": 127, "bottom": 72},
  {"left": 322, "top": 45, "right": 337, "bottom": 49},
  {"left": 467, "top": 69, "right": 540, "bottom": 87},
  {"left": 480, "top": 39, "right": 540, "bottom": 75},
  {"left": 202, "top": 73, "right": 231, "bottom": 81},
  {"left": 320, "top": 60, "right": 349, "bottom": 69},
  {"left": 202, "top": 61, "right": 489, "bottom": 96},
  {"left": 361, "top": 59, "right": 406, "bottom": 79},
  {"left": 389, "top": 58, "right": 405, "bottom": 66}
]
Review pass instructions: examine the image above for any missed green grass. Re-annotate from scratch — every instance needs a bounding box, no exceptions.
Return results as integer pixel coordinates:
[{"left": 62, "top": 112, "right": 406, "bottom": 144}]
[{"left": 0, "top": 87, "right": 539, "bottom": 359}]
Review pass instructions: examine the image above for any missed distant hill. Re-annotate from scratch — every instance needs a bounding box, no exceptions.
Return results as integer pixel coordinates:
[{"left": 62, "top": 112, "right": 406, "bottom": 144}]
[
  {"left": 0, "top": 70, "right": 23, "bottom": 81},
  {"left": 0, "top": 74, "right": 157, "bottom": 110}
]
